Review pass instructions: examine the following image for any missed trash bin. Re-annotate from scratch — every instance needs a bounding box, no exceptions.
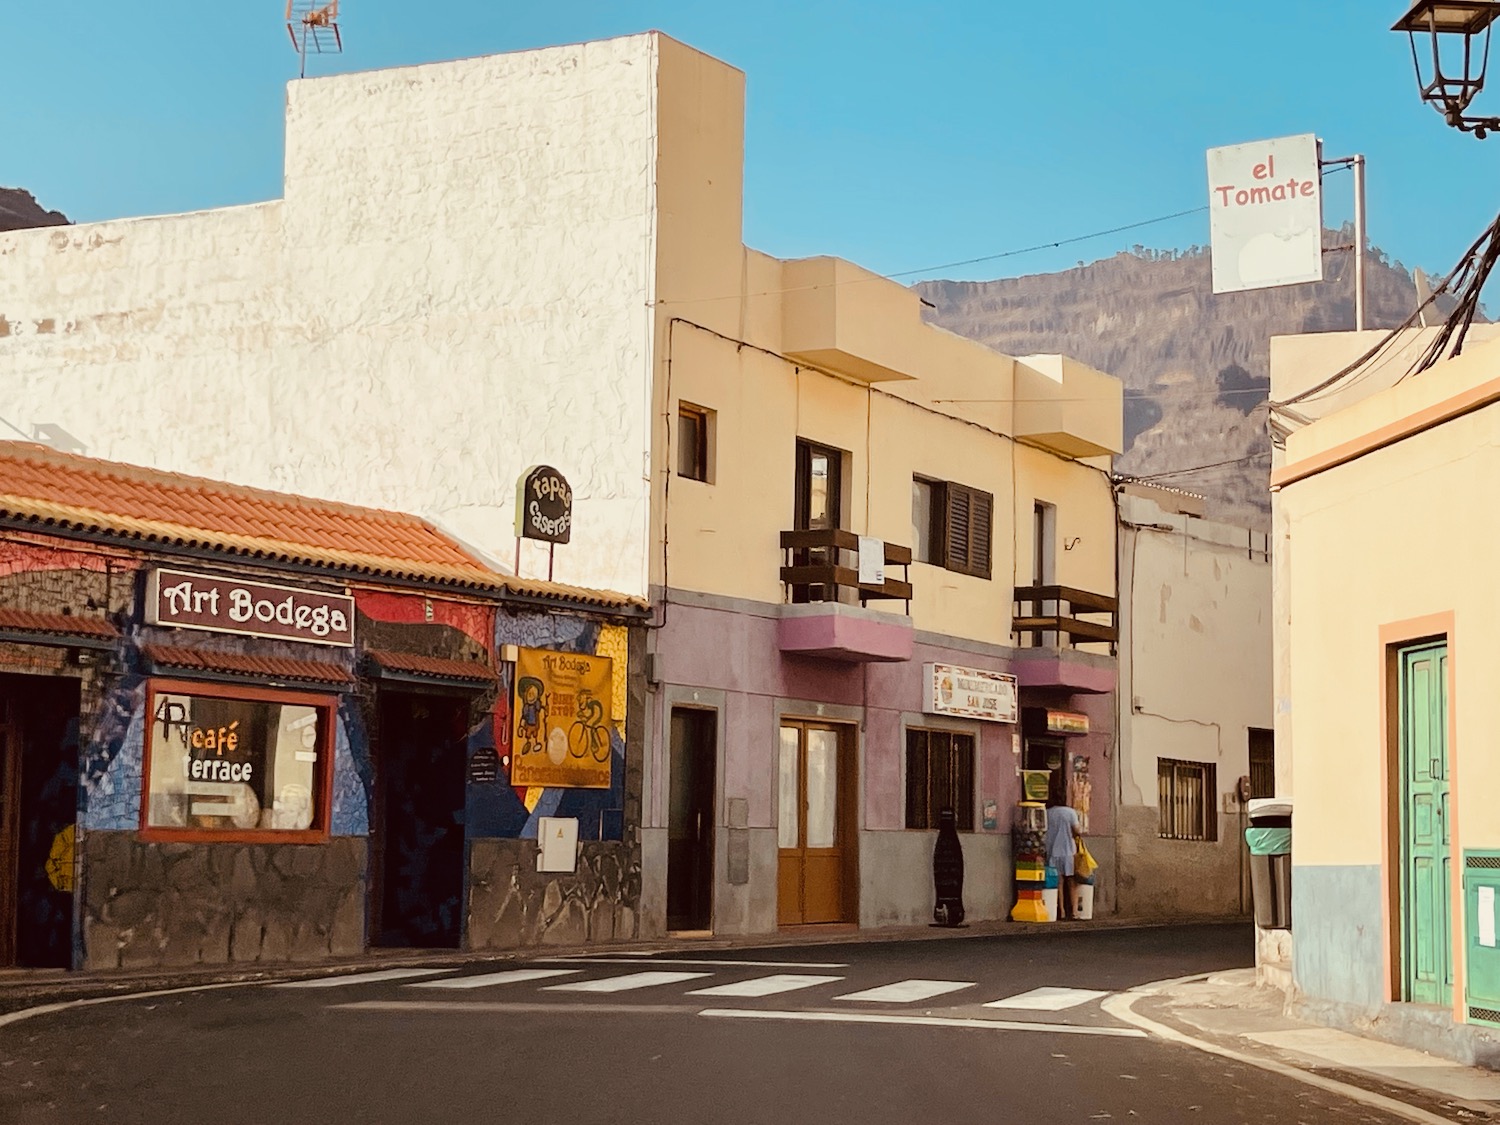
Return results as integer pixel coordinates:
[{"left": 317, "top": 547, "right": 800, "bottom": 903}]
[
  {"left": 1246, "top": 798, "right": 1292, "bottom": 930},
  {"left": 1073, "top": 877, "right": 1095, "bottom": 920}
]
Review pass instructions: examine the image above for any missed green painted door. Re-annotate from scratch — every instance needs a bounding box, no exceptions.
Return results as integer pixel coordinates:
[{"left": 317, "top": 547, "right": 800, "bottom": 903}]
[{"left": 1401, "top": 642, "right": 1452, "bottom": 1006}]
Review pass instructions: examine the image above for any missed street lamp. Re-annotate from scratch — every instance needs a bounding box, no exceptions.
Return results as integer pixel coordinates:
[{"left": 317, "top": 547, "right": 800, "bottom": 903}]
[{"left": 1395, "top": 1, "right": 1500, "bottom": 136}]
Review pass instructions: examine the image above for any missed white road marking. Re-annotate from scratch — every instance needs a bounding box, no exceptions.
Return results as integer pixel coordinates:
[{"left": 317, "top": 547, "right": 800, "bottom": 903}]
[
  {"left": 273, "top": 968, "right": 450, "bottom": 989},
  {"left": 835, "top": 979, "right": 975, "bottom": 1003},
  {"left": 983, "top": 987, "right": 1109, "bottom": 1011},
  {"left": 686, "top": 974, "right": 844, "bottom": 998},
  {"left": 543, "top": 957, "right": 848, "bottom": 969},
  {"left": 409, "top": 969, "right": 581, "bottom": 990},
  {"left": 545, "top": 970, "right": 712, "bottom": 993},
  {"left": 698, "top": 1008, "right": 1147, "bottom": 1037},
  {"left": 334, "top": 1000, "right": 698, "bottom": 1016}
]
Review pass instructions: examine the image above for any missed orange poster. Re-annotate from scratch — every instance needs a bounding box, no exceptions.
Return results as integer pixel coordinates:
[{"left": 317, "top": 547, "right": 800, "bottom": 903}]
[{"left": 510, "top": 647, "right": 614, "bottom": 789}]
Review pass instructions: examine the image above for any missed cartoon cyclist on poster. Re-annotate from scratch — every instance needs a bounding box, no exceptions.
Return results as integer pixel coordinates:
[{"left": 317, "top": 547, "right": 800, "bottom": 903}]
[{"left": 516, "top": 676, "right": 549, "bottom": 756}]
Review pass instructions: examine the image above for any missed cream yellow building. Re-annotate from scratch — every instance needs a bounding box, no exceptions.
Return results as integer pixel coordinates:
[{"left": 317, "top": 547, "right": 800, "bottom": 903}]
[{"left": 1272, "top": 327, "right": 1500, "bottom": 1061}]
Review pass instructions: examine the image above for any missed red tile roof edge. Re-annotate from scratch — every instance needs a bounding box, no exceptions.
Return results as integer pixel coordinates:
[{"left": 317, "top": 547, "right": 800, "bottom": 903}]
[
  {"left": 0, "top": 608, "right": 118, "bottom": 639},
  {"left": 365, "top": 649, "right": 498, "bottom": 682},
  {"left": 141, "top": 643, "right": 355, "bottom": 687}
]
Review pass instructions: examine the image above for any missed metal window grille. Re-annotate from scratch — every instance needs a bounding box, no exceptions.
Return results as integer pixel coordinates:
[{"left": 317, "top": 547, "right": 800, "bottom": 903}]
[{"left": 1158, "top": 758, "right": 1217, "bottom": 842}]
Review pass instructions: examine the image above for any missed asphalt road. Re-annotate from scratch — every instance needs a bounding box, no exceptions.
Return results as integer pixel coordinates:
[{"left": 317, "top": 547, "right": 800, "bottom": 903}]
[{"left": 0, "top": 924, "right": 1411, "bottom": 1125}]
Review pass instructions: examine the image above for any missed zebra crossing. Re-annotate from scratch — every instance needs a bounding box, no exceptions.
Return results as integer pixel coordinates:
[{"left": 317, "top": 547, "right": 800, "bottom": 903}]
[{"left": 273, "top": 961, "right": 1116, "bottom": 1015}]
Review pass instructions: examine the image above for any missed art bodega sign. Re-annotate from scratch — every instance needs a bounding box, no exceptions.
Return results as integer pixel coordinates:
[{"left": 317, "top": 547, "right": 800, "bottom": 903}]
[
  {"left": 510, "top": 647, "right": 615, "bottom": 788},
  {"left": 146, "top": 568, "right": 355, "bottom": 647},
  {"left": 515, "top": 465, "right": 573, "bottom": 544},
  {"left": 924, "top": 663, "right": 1018, "bottom": 724},
  {"left": 1207, "top": 133, "right": 1323, "bottom": 294}
]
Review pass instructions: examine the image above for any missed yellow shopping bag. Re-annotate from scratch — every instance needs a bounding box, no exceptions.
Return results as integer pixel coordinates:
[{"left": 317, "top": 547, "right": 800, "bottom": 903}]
[{"left": 1075, "top": 840, "right": 1098, "bottom": 879}]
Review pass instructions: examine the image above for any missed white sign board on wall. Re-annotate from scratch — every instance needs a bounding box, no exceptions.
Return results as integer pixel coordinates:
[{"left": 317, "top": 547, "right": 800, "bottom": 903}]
[
  {"left": 924, "top": 663, "right": 1018, "bottom": 724},
  {"left": 1207, "top": 133, "right": 1323, "bottom": 294}
]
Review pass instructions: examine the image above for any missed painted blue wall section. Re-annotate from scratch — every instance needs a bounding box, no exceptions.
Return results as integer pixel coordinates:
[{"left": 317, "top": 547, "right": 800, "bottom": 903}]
[
  {"left": 1293, "top": 864, "right": 1386, "bottom": 1012},
  {"left": 80, "top": 678, "right": 145, "bottom": 831},
  {"left": 330, "top": 702, "right": 370, "bottom": 837},
  {"left": 465, "top": 612, "right": 625, "bottom": 842}
]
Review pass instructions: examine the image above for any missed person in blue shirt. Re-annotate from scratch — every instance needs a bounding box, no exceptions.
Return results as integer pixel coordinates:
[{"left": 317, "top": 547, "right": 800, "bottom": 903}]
[{"left": 1045, "top": 797, "right": 1083, "bottom": 920}]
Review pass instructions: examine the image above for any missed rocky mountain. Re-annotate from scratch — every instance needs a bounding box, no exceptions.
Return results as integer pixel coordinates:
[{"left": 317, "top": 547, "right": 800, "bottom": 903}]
[
  {"left": 0, "top": 188, "right": 68, "bottom": 233},
  {"left": 916, "top": 231, "right": 1434, "bottom": 528}
]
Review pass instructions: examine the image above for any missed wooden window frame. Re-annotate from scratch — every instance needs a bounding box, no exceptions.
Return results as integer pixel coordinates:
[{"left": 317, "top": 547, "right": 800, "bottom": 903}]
[
  {"left": 139, "top": 678, "right": 337, "bottom": 845},
  {"left": 904, "top": 727, "right": 976, "bottom": 832},
  {"left": 677, "top": 402, "right": 713, "bottom": 484},
  {"left": 913, "top": 475, "right": 993, "bottom": 580},
  {"left": 1248, "top": 728, "right": 1275, "bottom": 799},
  {"left": 1157, "top": 757, "right": 1218, "bottom": 842},
  {"left": 912, "top": 476, "right": 946, "bottom": 566}
]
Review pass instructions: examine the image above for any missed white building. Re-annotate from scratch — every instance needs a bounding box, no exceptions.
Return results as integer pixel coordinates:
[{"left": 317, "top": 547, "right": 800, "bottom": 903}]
[{"left": 1113, "top": 482, "right": 1273, "bottom": 919}]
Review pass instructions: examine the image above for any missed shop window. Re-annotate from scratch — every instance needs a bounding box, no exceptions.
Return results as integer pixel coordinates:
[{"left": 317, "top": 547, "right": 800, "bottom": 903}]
[
  {"left": 678, "top": 403, "right": 714, "bottom": 483},
  {"left": 910, "top": 476, "right": 993, "bottom": 579},
  {"left": 905, "top": 728, "right": 976, "bottom": 831},
  {"left": 1248, "top": 728, "right": 1275, "bottom": 798},
  {"left": 141, "top": 681, "right": 333, "bottom": 842},
  {"left": 1158, "top": 758, "right": 1217, "bottom": 842}
]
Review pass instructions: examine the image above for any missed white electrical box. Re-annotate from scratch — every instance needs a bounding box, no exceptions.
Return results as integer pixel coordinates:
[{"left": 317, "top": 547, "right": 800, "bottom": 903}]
[{"left": 537, "top": 817, "right": 579, "bottom": 873}]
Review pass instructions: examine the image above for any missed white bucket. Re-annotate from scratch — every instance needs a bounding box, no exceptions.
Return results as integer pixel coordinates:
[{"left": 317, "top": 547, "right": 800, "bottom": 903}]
[
  {"left": 1042, "top": 888, "right": 1059, "bottom": 922},
  {"left": 1073, "top": 884, "right": 1095, "bottom": 920}
]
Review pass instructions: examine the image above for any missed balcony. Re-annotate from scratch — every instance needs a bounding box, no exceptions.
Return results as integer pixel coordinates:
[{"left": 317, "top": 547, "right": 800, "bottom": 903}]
[
  {"left": 1013, "top": 585, "right": 1118, "bottom": 648},
  {"left": 777, "top": 529, "right": 913, "bottom": 663}
]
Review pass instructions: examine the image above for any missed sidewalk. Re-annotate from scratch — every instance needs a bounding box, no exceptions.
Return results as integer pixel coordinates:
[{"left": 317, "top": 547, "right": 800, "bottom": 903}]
[
  {"left": 1115, "top": 969, "right": 1500, "bottom": 1124},
  {"left": 0, "top": 912, "right": 1231, "bottom": 1013}
]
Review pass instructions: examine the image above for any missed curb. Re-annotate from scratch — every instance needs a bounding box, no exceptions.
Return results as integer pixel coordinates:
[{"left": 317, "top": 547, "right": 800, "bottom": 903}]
[{"left": 1102, "top": 980, "right": 1463, "bottom": 1125}]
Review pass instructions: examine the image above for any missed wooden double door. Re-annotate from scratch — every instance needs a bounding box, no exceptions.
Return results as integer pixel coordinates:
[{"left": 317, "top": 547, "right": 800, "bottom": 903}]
[{"left": 777, "top": 720, "right": 857, "bottom": 926}]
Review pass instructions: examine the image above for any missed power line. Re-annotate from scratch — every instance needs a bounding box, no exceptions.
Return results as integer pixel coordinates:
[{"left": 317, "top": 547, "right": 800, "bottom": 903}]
[
  {"left": 654, "top": 204, "right": 1211, "bottom": 307},
  {"left": 1121, "top": 455, "right": 1263, "bottom": 482},
  {"left": 885, "top": 207, "right": 1210, "bottom": 280}
]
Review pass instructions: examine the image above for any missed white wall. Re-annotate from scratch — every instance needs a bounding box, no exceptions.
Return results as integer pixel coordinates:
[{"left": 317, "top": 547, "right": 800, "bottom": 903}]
[
  {"left": 1118, "top": 489, "right": 1272, "bottom": 804},
  {"left": 0, "top": 35, "right": 660, "bottom": 596}
]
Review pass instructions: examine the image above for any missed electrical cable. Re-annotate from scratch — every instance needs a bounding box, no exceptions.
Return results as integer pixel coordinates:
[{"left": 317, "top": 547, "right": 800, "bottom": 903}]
[{"left": 653, "top": 205, "right": 1211, "bottom": 306}]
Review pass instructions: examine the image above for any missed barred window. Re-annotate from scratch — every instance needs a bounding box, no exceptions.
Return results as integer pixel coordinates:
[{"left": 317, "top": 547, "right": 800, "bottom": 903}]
[
  {"left": 1158, "top": 758, "right": 1217, "bottom": 842},
  {"left": 905, "top": 728, "right": 975, "bottom": 831}
]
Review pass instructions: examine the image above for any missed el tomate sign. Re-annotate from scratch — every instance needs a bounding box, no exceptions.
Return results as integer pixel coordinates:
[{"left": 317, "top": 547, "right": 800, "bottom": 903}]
[
  {"left": 1206, "top": 133, "right": 1324, "bottom": 295},
  {"left": 145, "top": 568, "right": 355, "bottom": 647}
]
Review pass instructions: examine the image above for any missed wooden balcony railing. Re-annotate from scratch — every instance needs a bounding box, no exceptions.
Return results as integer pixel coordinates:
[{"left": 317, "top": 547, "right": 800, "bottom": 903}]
[
  {"left": 1013, "top": 585, "right": 1118, "bottom": 647},
  {"left": 780, "top": 529, "right": 912, "bottom": 610}
]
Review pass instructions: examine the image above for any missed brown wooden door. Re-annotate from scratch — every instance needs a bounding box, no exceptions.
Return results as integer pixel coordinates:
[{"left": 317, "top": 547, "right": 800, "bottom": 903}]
[
  {"left": 0, "top": 696, "right": 19, "bottom": 966},
  {"left": 777, "top": 721, "right": 856, "bottom": 926}
]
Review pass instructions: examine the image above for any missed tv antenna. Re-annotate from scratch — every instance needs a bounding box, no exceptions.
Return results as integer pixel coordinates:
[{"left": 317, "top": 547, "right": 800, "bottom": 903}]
[{"left": 286, "top": 1, "right": 343, "bottom": 79}]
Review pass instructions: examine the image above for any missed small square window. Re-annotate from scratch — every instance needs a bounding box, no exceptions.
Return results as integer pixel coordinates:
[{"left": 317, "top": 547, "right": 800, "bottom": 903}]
[
  {"left": 1157, "top": 758, "right": 1218, "bottom": 842},
  {"left": 678, "top": 404, "right": 713, "bottom": 483}
]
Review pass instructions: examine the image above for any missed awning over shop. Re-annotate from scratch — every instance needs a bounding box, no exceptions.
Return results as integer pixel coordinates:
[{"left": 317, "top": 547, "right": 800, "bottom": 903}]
[
  {"left": 0, "top": 607, "right": 119, "bottom": 650},
  {"left": 363, "top": 649, "right": 498, "bottom": 691},
  {"left": 140, "top": 643, "right": 355, "bottom": 690}
]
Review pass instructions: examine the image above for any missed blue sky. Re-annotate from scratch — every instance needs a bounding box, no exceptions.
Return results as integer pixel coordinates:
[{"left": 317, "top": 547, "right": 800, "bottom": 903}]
[{"left": 5, "top": 1, "right": 1498, "bottom": 282}]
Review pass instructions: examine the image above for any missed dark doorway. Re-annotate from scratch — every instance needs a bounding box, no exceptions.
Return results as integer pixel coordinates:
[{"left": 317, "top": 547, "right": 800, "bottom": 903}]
[
  {"left": 371, "top": 691, "right": 469, "bottom": 949},
  {"left": 1023, "top": 736, "right": 1068, "bottom": 807},
  {"left": 0, "top": 673, "right": 80, "bottom": 968},
  {"left": 667, "top": 708, "right": 716, "bottom": 932}
]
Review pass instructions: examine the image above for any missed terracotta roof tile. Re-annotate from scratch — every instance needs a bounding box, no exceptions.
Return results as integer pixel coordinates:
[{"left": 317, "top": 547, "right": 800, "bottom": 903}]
[
  {"left": 0, "top": 443, "right": 646, "bottom": 612},
  {"left": 366, "top": 649, "right": 498, "bottom": 683},
  {"left": 0, "top": 608, "right": 118, "bottom": 639},
  {"left": 142, "top": 643, "right": 354, "bottom": 687}
]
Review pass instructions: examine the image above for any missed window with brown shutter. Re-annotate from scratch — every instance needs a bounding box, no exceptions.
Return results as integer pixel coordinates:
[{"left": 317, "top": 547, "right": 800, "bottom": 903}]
[{"left": 941, "top": 483, "right": 993, "bottom": 580}]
